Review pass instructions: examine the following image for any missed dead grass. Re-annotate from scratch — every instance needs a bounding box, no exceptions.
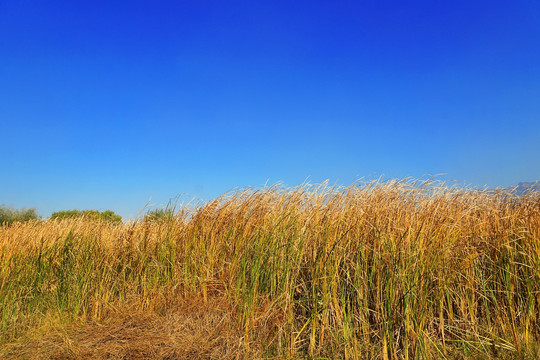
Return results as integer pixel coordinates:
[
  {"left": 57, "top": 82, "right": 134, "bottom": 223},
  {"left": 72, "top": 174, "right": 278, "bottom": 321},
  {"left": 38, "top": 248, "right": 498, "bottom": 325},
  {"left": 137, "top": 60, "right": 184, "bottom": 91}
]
[{"left": 0, "top": 296, "right": 260, "bottom": 360}]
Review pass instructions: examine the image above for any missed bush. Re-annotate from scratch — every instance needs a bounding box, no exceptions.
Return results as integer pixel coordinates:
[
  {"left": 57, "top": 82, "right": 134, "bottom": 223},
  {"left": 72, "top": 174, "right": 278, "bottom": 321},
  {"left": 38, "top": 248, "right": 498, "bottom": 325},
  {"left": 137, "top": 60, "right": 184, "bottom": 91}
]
[
  {"left": 143, "top": 208, "right": 175, "bottom": 222},
  {"left": 0, "top": 205, "right": 39, "bottom": 225},
  {"left": 50, "top": 209, "right": 122, "bottom": 223}
]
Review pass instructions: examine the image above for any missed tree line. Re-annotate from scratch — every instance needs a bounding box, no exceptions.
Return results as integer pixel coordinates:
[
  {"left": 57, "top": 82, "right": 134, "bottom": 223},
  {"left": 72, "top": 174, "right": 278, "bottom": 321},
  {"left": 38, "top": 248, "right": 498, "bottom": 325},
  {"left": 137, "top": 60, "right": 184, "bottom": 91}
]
[{"left": 0, "top": 205, "right": 176, "bottom": 225}]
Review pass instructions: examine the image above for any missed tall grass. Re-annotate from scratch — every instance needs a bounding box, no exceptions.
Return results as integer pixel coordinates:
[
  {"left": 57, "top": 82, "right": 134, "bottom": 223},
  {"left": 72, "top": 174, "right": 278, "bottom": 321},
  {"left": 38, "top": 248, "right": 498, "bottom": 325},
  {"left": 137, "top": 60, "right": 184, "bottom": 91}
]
[{"left": 0, "top": 180, "right": 539, "bottom": 359}]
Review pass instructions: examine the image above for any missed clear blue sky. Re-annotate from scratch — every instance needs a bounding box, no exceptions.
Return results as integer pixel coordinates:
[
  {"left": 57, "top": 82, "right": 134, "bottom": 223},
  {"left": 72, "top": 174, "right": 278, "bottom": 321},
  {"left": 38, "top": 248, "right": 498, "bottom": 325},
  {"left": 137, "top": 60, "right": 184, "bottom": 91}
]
[{"left": 1, "top": 1, "right": 539, "bottom": 219}]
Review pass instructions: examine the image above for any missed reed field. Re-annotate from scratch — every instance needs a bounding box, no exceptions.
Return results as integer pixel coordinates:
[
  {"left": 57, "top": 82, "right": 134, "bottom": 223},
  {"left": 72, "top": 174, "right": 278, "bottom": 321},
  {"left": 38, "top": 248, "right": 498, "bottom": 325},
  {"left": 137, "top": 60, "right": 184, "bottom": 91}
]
[{"left": 0, "top": 180, "right": 539, "bottom": 359}]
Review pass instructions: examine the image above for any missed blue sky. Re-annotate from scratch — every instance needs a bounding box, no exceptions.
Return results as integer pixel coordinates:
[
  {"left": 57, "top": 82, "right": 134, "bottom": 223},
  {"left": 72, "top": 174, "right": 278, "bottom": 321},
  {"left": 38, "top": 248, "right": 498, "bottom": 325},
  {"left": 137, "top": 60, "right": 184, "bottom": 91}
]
[{"left": 1, "top": 0, "right": 539, "bottom": 219}]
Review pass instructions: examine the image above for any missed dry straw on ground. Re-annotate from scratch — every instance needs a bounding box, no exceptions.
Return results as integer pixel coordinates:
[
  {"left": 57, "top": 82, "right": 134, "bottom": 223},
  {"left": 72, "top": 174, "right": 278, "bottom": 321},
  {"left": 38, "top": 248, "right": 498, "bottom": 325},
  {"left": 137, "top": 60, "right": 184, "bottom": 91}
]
[{"left": 0, "top": 180, "right": 539, "bottom": 359}]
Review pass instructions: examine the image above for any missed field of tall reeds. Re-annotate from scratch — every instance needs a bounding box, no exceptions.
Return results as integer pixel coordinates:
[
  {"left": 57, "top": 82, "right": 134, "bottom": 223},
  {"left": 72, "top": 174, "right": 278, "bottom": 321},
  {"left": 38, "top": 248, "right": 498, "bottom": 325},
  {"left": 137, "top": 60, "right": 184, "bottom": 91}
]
[{"left": 1, "top": 180, "right": 539, "bottom": 359}]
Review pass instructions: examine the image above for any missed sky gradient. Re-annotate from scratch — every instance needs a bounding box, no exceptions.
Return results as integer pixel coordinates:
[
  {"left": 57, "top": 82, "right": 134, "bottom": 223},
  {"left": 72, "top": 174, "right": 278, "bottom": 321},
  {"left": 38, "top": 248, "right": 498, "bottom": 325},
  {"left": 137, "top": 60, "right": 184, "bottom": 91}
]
[{"left": 1, "top": 0, "right": 539, "bottom": 219}]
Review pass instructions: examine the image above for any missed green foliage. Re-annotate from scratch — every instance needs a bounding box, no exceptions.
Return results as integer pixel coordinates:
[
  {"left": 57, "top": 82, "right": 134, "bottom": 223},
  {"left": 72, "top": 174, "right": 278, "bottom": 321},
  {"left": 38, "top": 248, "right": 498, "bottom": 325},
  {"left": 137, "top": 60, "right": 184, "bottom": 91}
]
[
  {"left": 50, "top": 209, "right": 122, "bottom": 223},
  {"left": 144, "top": 208, "right": 175, "bottom": 222},
  {"left": 49, "top": 210, "right": 80, "bottom": 220},
  {"left": 99, "top": 210, "right": 122, "bottom": 222},
  {"left": 0, "top": 205, "right": 39, "bottom": 225}
]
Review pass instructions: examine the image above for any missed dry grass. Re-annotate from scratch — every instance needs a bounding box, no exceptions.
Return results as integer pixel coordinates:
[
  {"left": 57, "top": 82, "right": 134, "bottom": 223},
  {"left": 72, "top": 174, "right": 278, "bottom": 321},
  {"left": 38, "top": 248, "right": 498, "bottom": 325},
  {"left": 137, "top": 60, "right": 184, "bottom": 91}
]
[
  {"left": 0, "top": 179, "right": 539, "bottom": 359},
  {"left": 1, "top": 297, "right": 256, "bottom": 360}
]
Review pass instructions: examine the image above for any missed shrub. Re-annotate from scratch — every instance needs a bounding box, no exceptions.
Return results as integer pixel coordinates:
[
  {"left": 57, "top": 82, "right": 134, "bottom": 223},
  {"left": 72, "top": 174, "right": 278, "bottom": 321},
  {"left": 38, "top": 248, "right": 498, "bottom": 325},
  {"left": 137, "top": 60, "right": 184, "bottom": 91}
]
[
  {"left": 50, "top": 209, "right": 122, "bottom": 223},
  {"left": 0, "top": 205, "right": 39, "bottom": 225},
  {"left": 143, "top": 208, "right": 175, "bottom": 222}
]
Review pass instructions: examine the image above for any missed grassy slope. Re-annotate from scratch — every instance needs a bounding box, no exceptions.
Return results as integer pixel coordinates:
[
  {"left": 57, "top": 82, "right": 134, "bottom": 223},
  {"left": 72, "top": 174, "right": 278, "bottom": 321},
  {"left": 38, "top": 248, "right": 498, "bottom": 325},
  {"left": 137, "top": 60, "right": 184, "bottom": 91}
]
[{"left": 0, "top": 180, "right": 539, "bottom": 359}]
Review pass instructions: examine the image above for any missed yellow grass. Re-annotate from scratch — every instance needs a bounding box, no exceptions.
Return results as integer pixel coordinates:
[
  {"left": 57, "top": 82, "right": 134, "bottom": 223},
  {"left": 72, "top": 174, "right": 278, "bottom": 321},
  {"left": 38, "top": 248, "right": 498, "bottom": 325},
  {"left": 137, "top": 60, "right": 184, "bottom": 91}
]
[{"left": 0, "top": 180, "right": 539, "bottom": 359}]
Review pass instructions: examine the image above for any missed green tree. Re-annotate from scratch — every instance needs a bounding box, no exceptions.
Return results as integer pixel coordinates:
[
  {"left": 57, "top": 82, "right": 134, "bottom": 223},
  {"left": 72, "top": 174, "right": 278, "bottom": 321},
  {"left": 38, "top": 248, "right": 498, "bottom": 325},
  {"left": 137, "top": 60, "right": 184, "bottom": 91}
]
[
  {"left": 0, "top": 205, "right": 39, "bottom": 225},
  {"left": 144, "top": 208, "right": 175, "bottom": 222},
  {"left": 50, "top": 209, "right": 122, "bottom": 223}
]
